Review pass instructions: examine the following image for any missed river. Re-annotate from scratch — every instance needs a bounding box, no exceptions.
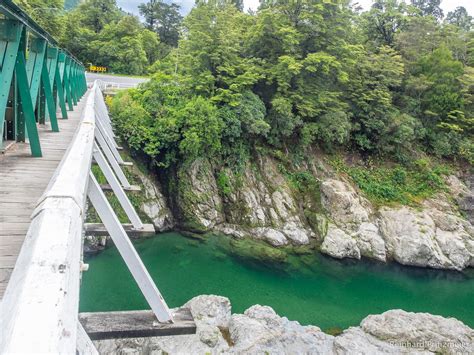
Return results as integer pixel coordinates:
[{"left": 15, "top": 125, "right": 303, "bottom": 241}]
[{"left": 80, "top": 232, "right": 474, "bottom": 332}]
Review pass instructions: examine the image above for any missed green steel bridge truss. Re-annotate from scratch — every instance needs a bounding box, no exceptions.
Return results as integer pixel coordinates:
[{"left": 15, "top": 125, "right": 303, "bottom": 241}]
[{"left": 0, "top": 0, "right": 86, "bottom": 157}]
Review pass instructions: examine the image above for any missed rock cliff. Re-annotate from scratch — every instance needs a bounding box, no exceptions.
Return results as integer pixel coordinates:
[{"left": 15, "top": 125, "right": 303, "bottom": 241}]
[
  {"left": 94, "top": 295, "right": 474, "bottom": 354},
  {"left": 139, "top": 153, "right": 474, "bottom": 270}
]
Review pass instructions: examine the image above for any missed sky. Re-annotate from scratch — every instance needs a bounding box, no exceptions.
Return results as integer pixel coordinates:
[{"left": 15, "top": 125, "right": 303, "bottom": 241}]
[{"left": 117, "top": 0, "right": 474, "bottom": 16}]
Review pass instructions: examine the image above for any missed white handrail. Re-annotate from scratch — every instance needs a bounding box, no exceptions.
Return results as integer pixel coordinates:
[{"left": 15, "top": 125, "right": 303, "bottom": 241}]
[
  {"left": 0, "top": 83, "right": 97, "bottom": 354},
  {"left": 0, "top": 81, "right": 172, "bottom": 354}
]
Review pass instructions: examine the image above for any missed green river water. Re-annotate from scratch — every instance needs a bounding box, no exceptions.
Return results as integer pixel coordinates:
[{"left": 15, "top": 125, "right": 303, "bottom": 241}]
[{"left": 80, "top": 232, "right": 474, "bottom": 332}]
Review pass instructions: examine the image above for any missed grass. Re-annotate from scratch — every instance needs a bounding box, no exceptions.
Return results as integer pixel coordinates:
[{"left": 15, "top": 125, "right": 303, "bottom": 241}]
[{"left": 330, "top": 157, "right": 451, "bottom": 206}]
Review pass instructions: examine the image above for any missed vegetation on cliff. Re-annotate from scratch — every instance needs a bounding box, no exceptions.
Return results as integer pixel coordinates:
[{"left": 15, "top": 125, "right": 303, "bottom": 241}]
[{"left": 109, "top": 0, "right": 473, "bottom": 204}]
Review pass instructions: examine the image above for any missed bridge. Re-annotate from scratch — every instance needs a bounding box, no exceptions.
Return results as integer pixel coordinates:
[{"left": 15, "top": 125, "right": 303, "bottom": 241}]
[{"left": 0, "top": 2, "right": 195, "bottom": 353}]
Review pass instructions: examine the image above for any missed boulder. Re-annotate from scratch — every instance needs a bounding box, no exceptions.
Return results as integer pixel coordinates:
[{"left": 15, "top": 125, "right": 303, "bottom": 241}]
[
  {"left": 229, "top": 305, "right": 334, "bottom": 354},
  {"left": 320, "top": 224, "right": 361, "bottom": 259},
  {"left": 282, "top": 222, "right": 311, "bottom": 245},
  {"left": 93, "top": 297, "right": 474, "bottom": 355},
  {"left": 253, "top": 227, "right": 288, "bottom": 246},
  {"left": 183, "top": 295, "right": 232, "bottom": 328},
  {"left": 352, "top": 222, "right": 386, "bottom": 262},
  {"left": 379, "top": 206, "right": 474, "bottom": 270},
  {"left": 360, "top": 309, "right": 474, "bottom": 354}
]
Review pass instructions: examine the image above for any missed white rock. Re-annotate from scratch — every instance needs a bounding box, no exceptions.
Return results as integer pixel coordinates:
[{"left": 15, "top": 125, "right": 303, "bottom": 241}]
[
  {"left": 333, "top": 327, "right": 412, "bottom": 354},
  {"left": 321, "top": 179, "right": 371, "bottom": 230},
  {"left": 138, "top": 171, "right": 174, "bottom": 231},
  {"left": 180, "top": 158, "right": 225, "bottom": 230},
  {"left": 252, "top": 227, "right": 288, "bottom": 246},
  {"left": 379, "top": 207, "right": 474, "bottom": 270},
  {"left": 214, "top": 224, "right": 248, "bottom": 239},
  {"left": 229, "top": 305, "right": 334, "bottom": 354},
  {"left": 352, "top": 222, "right": 386, "bottom": 262},
  {"left": 361, "top": 309, "right": 474, "bottom": 354},
  {"left": 321, "top": 224, "right": 361, "bottom": 259},
  {"left": 93, "top": 297, "right": 474, "bottom": 355},
  {"left": 282, "top": 222, "right": 311, "bottom": 245},
  {"left": 183, "top": 295, "right": 231, "bottom": 328}
]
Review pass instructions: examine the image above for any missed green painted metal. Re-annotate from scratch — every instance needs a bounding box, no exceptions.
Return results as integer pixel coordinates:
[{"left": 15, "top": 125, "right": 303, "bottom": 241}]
[
  {"left": 0, "top": 20, "right": 22, "bottom": 143},
  {"left": 46, "top": 46, "right": 59, "bottom": 120},
  {"left": 41, "top": 63, "right": 59, "bottom": 132},
  {"left": 55, "top": 61, "right": 68, "bottom": 119},
  {"left": 0, "top": 1, "right": 86, "bottom": 156},
  {"left": 15, "top": 26, "right": 27, "bottom": 143},
  {"left": 15, "top": 48, "right": 42, "bottom": 157},
  {"left": 63, "top": 56, "right": 74, "bottom": 111}
]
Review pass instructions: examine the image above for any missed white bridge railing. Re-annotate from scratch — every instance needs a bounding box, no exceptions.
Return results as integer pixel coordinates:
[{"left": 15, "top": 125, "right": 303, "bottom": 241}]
[
  {"left": 0, "top": 81, "right": 173, "bottom": 354},
  {"left": 96, "top": 80, "right": 139, "bottom": 91}
]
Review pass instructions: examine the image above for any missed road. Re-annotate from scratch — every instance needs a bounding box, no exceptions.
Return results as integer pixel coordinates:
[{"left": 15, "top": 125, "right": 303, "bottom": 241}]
[{"left": 86, "top": 72, "right": 149, "bottom": 86}]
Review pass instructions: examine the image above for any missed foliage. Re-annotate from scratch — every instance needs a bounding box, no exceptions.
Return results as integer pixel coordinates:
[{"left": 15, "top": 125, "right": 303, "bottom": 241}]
[
  {"left": 58, "top": 0, "right": 163, "bottom": 75},
  {"left": 331, "top": 157, "right": 450, "bottom": 205},
  {"left": 410, "top": 0, "right": 443, "bottom": 20},
  {"left": 362, "top": 0, "right": 407, "bottom": 47},
  {"left": 139, "top": 0, "right": 183, "bottom": 47},
  {"left": 108, "top": 0, "right": 473, "bottom": 187},
  {"left": 445, "top": 6, "right": 473, "bottom": 31},
  {"left": 14, "top": 0, "right": 66, "bottom": 38}
]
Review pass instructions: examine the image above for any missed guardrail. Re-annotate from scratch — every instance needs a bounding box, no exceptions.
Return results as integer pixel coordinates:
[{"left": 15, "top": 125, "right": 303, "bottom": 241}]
[
  {"left": 0, "top": 0, "right": 86, "bottom": 156},
  {"left": 0, "top": 81, "right": 173, "bottom": 354},
  {"left": 97, "top": 81, "right": 141, "bottom": 91}
]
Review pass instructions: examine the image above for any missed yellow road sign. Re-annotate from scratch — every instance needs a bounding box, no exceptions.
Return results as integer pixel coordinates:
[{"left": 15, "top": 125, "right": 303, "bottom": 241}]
[{"left": 89, "top": 65, "right": 107, "bottom": 73}]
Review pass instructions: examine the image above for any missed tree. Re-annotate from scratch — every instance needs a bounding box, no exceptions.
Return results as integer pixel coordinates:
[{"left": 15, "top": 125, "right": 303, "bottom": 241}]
[
  {"left": 15, "top": 0, "right": 66, "bottom": 38},
  {"left": 445, "top": 7, "right": 473, "bottom": 31},
  {"left": 178, "top": 3, "right": 260, "bottom": 103},
  {"left": 195, "top": 0, "right": 244, "bottom": 11},
  {"left": 410, "top": 0, "right": 443, "bottom": 20},
  {"left": 395, "top": 16, "right": 440, "bottom": 63},
  {"left": 415, "top": 46, "right": 464, "bottom": 124},
  {"left": 76, "top": 0, "right": 121, "bottom": 33},
  {"left": 346, "top": 45, "right": 406, "bottom": 152},
  {"left": 106, "top": 0, "right": 474, "bottom": 166},
  {"left": 90, "top": 16, "right": 152, "bottom": 74},
  {"left": 139, "top": 0, "right": 183, "bottom": 47},
  {"left": 363, "top": 0, "right": 406, "bottom": 47}
]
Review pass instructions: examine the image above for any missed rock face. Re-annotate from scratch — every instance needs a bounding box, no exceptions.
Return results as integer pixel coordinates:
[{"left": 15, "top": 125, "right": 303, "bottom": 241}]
[
  {"left": 93, "top": 295, "right": 474, "bottom": 354},
  {"left": 174, "top": 159, "right": 225, "bottom": 231},
  {"left": 319, "top": 175, "right": 474, "bottom": 270},
  {"left": 319, "top": 179, "right": 387, "bottom": 262},
  {"left": 137, "top": 170, "right": 174, "bottom": 232},
  {"left": 321, "top": 224, "right": 360, "bottom": 259},
  {"left": 379, "top": 205, "right": 474, "bottom": 270},
  {"left": 172, "top": 155, "right": 314, "bottom": 245},
  {"left": 137, "top": 149, "right": 474, "bottom": 270}
]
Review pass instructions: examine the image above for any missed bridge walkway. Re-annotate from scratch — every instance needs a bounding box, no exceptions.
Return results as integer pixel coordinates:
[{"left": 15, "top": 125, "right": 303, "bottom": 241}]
[{"left": 0, "top": 92, "right": 89, "bottom": 297}]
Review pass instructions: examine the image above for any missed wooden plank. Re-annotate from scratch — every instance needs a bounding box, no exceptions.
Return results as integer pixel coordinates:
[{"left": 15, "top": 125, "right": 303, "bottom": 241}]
[
  {"left": 84, "top": 223, "right": 155, "bottom": 237},
  {"left": 79, "top": 308, "right": 196, "bottom": 340},
  {"left": 0, "top": 88, "right": 92, "bottom": 353},
  {"left": 100, "top": 184, "right": 141, "bottom": 192},
  {"left": 0, "top": 87, "right": 88, "bottom": 300}
]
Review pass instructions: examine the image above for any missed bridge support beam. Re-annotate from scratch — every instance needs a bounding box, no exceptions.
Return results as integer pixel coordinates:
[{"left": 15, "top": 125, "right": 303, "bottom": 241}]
[
  {"left": 92, "top": 142, "right": 143, "bottom": 229},
  {"left": 0, "top": 14, "right": 86, "bottom": 154},
  {"left": 87, "top": 172, "right": 173, "bottom": 323}
]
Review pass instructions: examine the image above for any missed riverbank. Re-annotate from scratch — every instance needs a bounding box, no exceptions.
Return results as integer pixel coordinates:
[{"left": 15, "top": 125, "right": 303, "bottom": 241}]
[
  {"left": 124, "top": 148, "right": 474, "bottom": 272},
  {"left": 93, "top": 295, "right": 474, "bottom": 354},
  {"left": 80, "top": 233, "right": 474, "bottom": 331}
]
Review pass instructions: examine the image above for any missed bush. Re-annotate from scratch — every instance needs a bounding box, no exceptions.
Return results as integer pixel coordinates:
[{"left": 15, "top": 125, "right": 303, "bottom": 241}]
[{"left": 331, "top": 158, "right": 449, "bottom": 205}]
